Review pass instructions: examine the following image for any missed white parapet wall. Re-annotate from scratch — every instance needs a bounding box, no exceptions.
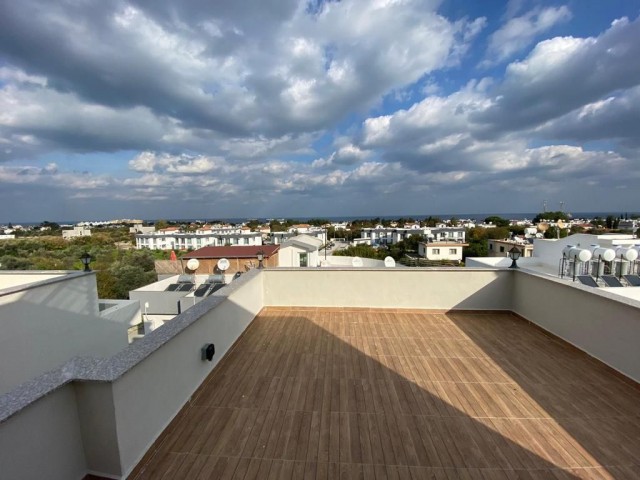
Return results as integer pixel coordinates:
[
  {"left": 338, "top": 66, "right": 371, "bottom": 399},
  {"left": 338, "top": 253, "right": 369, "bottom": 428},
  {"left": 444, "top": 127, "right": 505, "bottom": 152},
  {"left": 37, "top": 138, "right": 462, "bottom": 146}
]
[
  {"left": 264, "top": 268, "right": 514, "bottom": 310},
  {"left": 513, "top": 270, "right": 640, "bottom": 383}
]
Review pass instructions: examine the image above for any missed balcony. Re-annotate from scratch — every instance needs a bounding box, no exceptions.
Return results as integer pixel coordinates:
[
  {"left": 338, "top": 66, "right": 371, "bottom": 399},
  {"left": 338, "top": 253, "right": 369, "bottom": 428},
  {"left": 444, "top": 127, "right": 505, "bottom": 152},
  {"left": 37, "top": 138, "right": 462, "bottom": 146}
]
[{"left": 1, "top": 268, "right": 639, "bottom": 479}]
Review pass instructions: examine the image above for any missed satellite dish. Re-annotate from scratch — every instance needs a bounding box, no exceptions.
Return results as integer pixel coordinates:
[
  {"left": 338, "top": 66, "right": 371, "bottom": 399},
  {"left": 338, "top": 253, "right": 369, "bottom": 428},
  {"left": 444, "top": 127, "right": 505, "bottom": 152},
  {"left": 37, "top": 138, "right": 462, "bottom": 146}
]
[
  {"left": 538, "top": 222, "right": 549, "bottom": 232},
  {"left": 556, "top": 220, "right": 566, "bottom": 229},
  {"left": 217, "top": 258, "right": 230, "bottom": 271},
  {"left": 186, "top": 258, "right": 200, "bottom": 271},
  {"left": 384, "top": 256, "right": 396, "bottom": 268},
  {"left": 351, "top": 257, "right": 363, "bottom": 267}
]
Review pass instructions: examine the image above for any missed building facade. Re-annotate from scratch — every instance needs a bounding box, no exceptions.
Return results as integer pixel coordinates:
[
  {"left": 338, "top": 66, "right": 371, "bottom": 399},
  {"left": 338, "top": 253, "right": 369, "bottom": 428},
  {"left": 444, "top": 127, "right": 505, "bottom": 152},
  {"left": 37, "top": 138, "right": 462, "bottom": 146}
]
[{"left": 136, "top": 232, "right": 263, "bottom": 250}]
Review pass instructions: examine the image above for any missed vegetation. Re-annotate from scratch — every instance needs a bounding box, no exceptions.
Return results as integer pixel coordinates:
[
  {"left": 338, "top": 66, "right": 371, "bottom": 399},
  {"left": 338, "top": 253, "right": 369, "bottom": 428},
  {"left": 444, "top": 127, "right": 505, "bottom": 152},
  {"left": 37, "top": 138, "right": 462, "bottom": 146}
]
[
  {"left": 484, "top": 216, "right": 510, "bottom": 227},
  {"left": 333, "top": 234, "right": 425, "bottom": 262},
  {"left": 533, "top": 211, "right": 570, "bottom": 223},
  {"left": 0, "top": 228, "right": 157, "bottom": 299}
]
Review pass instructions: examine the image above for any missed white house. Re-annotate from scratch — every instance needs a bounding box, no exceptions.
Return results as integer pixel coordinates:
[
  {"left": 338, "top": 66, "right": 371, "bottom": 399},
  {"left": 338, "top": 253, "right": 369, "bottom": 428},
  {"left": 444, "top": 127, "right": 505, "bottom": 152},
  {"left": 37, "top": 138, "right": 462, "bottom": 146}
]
[
  {"left": 278, "top": 234, "right": 323, "bottom": 267},
  {"left": 136, "top": 231, "right": 263, "bottom": 250},
  {"left": 418, "top": 242, "right": 467, "bottom": 263},
  {"left": 360, "top": 226, "right": 465, "bottom": 246},
  {"left": 62, "top": 225, "right": 92, "bottom": 240}
]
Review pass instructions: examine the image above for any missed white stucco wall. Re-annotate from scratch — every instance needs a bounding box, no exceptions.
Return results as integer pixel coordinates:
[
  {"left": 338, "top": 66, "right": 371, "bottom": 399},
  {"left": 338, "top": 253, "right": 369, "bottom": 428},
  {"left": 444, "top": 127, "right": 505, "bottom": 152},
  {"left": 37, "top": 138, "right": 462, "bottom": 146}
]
[
  {"left": 513, "top": 271, "right": 640, "bottom": 383},
  {"left": 100, "top": 299, "right": 142, "bottom": 327},
  {"left": 323, "top": 256, "right": 386, "bottom": 267},
  {"left": 0, "top": 274, "right": 128, "bottom": 394},
  {"left": 108, "top": 271, "right": 265, "bottom": 477},
  {"left": 0, "top": 385, "right": 87, "bottom": 480},
  {"left": 264, "top": 268, "right": 513, "bottom": 310},
  {"left": 279, "top": 245, "right": 320, "bottom": 267}
]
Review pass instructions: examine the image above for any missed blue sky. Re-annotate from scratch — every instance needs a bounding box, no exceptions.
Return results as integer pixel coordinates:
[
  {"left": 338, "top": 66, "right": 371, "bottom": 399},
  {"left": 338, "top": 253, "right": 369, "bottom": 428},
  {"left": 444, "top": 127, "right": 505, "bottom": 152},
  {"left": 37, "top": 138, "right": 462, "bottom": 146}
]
[{"left": 1, "top": 0, "right": 639, "bottom": 222}]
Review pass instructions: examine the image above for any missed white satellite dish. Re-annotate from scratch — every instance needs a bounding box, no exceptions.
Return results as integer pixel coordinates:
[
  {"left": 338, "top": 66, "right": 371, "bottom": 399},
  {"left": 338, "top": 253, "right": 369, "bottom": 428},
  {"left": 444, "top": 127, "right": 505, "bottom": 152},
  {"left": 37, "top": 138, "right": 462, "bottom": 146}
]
[
  {"left": 352, "top": 257, "right": 363, "bottom": 268},
  {"left": 384, "top": 256, "right": 396, "bottom": 268},
  {"left": 217, "top": 258, "right": 230, "bottom": 271},
  {"left": 186, "top": 258, "right": 200, "bottom": 271}
]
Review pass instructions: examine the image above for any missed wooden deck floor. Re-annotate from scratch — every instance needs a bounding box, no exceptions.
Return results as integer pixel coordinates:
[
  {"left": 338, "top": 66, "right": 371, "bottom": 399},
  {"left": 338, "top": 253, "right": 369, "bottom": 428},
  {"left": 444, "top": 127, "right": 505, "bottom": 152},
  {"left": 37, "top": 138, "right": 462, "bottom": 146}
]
[{"left": 131, "top": 308, "right": 640, "bottom": 479}]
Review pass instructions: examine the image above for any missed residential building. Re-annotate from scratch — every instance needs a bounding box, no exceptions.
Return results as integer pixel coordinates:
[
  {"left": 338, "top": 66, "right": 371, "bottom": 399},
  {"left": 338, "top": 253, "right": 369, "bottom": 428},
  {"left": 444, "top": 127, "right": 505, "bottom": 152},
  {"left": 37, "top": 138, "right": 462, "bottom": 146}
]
[
  {"left": 618, "top": 219, "right": 638, "bottom": 233},
  {"left": 360, "top": 226, "right": 465, "bottom": 246},
  {"left": 61, "top": 225, "right": 91, "bottom": 240},
  {"left": 182, "top": 245, "right": 280, "bottom": 274},
  {"left": 0, "top": 234, "right": 15, "bottom": 240},
  {"left": 135, "top": 231, "right": 262, "bottom": 250},
  {"left": 418, "top": 241, "right": 468, "bottom": 262},
  {"left": 287, "top": 223, "right": 311, "bottom": 234},
  {"left": 278, "top": 234, "right": 323, "bottom": 267},
  {"left": 469, "top": 233, "right": 640, "bottom": 298},
  {"left": 129, "top": 225, "right": 155, "bottom": 234},
  {"left": 487, "top": 238, "right": 534, "bottom": 258},
  {"left": 270, "top": 229, "right": 327, "bottom": 245}
]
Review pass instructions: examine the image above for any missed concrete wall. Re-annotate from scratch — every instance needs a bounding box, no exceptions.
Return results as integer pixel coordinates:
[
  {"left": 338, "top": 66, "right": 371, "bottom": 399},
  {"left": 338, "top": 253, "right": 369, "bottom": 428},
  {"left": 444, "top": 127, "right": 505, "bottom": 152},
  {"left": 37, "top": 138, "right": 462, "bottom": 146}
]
[
  {"left": 279, "top": 245, "right": 319, "bottom": 267},
  {"left": 324, "top": 256, "right": 386, "bottom": 267},
  {"left": 129, "top": 290, "right": 186, "bottom": 315},
  {"left": 0, "top": 272, "right": 98, "bottom": 315},
  {"left": 0, "top": 274, "right": 128, "bottom": 394},
  {"left": 104, "top": 271, "right": 264, "bottom": 477},
  {"left": 100, "top": 299, "right": 142, "bottom": 327},
  {"left": 0, "top": 384, "right": 87, "bottom": 480},
  {"left": 264, "top": 268, "right": 513, "bottom": 310},
  {"left": 513, "top": 271, "right": 640, "bottom": 383}
]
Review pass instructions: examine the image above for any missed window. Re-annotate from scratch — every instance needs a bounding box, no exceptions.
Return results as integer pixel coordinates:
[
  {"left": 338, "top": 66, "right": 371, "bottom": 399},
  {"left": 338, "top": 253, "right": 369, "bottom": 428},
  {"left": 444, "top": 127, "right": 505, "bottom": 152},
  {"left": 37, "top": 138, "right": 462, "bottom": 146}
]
[
  {"left": 489, "top": 244, "right": 493, "bottom": 250},
  {"left": 449, "top": 249, "right": 456, "bottom": 255},
  {"left": 500, "top": 246, "right": 505, "bottom": 253},
  {"left": 299, "top": 252, "right": 308, "bottom": 267},
  {"left": 432, "top": 248, "right": 440, "bottom": 254}
]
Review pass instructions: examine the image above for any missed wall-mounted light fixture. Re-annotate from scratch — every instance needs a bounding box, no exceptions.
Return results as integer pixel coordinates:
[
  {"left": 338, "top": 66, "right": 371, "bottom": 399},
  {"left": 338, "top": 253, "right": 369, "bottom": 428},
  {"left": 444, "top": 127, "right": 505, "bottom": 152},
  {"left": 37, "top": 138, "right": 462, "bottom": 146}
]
[
  {"left": 80, "top": 252, "right": 92, "bottom": 272},
  {"left": 201, "top": 343, "right": 215, "bottom": 361},
  {"left": 508, "top": 246, "right": 521, "bottom": 269}
]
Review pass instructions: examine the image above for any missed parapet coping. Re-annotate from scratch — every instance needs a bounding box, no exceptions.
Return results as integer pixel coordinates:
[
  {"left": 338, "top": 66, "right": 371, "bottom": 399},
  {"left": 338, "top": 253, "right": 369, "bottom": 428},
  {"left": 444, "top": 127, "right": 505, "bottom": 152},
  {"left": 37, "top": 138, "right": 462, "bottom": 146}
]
[
  {"left": 0, "top": 268, "right": 261, "bottom": 424},
  {"left": 0, "top": 270, "right": 90, "bottom": 297}
]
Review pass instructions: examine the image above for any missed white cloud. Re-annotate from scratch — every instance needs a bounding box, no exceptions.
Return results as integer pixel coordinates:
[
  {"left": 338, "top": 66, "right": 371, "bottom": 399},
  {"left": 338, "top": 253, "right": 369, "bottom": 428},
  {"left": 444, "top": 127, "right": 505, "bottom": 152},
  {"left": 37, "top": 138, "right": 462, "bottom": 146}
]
[{"left": 483, "top": 5, "right": 572, "bottom": 65}]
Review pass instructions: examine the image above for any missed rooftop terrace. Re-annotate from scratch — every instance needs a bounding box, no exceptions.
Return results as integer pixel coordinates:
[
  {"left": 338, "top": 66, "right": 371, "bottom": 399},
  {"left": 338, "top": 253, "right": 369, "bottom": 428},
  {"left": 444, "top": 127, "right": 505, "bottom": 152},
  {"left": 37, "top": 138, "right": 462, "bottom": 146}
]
[
  {"left": 1, "top": 268, "right": 640, "bottom": 479},
  {"left": 132, "top": 307, "right": 640, "bottom": 479}
]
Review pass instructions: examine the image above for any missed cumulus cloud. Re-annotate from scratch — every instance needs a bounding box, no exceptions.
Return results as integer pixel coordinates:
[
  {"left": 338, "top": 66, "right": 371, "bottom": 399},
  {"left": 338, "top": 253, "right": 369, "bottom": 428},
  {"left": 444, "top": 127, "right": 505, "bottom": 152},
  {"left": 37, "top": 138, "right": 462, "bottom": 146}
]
[
  {"left": 0, "top": 2, "right": 639, "bottom": 219},
  {"left": 478, "top": 16, "right": 640, "bottom": 131},
  {"left": 0, "top": 0, "right": 483, "bottom": 161},
  {"left": 312, "top": 144, "right": 371, "bottom": 168},
  {"left": 483, "top": 5, "right": 572, "bottom": 66}
]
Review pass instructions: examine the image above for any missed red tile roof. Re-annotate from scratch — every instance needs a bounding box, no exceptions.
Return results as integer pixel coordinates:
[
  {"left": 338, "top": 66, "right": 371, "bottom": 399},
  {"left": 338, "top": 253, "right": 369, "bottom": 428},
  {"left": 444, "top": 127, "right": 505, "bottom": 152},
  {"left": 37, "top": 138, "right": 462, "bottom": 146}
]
[{"left": 183, "top": 245, "right": 279, "bottom": 259}]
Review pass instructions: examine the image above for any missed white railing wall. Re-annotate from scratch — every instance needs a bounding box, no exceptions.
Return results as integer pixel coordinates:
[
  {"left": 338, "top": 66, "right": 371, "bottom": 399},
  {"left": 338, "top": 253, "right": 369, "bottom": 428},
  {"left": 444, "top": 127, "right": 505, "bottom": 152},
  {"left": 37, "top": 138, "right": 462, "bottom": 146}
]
[
  {"left": 264, "top": 268, "right": 513, "bottom": 310},
  {"left": 512, "top": 271, "right": 640, "bottom": 383}
]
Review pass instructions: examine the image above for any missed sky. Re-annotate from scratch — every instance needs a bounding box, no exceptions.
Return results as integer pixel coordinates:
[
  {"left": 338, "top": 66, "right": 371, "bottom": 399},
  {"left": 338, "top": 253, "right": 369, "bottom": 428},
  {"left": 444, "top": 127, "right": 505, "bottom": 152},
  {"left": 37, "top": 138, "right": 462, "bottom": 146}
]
[{"left": 1, "top": 0, "right": 639, "bottom": 222}]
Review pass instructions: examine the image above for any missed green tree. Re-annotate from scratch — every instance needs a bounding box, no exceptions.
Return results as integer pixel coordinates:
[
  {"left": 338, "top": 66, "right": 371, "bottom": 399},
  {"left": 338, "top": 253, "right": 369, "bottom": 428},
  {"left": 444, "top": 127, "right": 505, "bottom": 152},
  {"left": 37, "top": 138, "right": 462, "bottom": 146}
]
[
  {"left": 533, "top": 211, "right": 569, "bottom": 223},
  {"left": 544, "top": 226, "right": 569, "bottom": 239},
  {"left": 0, "top": 255, "right": 33, "bottom": 270},
  {"left": 154, "top": 219, "right": 169, "bottom": 230},
  {"left": 109, "top": 263, "right": 156, "bottom": 299},
  {"left": 484, "top": 216, "right": 510, "bottom": 227},
  {"left": 333, "top": 245, "right": 386, "bottom": 260},
  {"left": 485, "top": 227, "right": 510, "bottom": 240},
  {"left": 423, "top": 216, "right": 442, "bottom": 227}
]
